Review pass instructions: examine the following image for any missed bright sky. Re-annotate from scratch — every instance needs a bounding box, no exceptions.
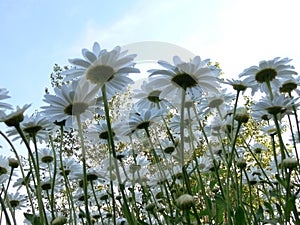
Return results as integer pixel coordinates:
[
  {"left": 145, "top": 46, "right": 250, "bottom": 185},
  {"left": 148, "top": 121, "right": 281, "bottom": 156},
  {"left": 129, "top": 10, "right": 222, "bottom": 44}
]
[{"left": 1, "top": 0, "right": 300, "bottom": 110}]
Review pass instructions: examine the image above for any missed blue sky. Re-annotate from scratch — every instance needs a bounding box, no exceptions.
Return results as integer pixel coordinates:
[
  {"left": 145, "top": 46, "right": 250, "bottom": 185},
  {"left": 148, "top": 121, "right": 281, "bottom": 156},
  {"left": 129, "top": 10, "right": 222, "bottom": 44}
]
[{"left": 1, "top": 0, "right": 300, "bottom": 111}]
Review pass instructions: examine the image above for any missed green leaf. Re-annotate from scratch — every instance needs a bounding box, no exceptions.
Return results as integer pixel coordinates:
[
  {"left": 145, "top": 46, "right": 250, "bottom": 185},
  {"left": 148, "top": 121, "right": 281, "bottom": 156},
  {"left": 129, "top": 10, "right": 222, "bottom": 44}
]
[
  {"left": 23, "top": 213, "right": 42, "bottom": 225},
  {"left": 255, "top": 205, "right": 264, "bottom": 221},
  {"left": 209, "top": 179, "right": 218, "bottom": 190},
  {"left": 198, "top": 208, "right": 209, "bottom": 217},
  {"left": 121, "top": 203, "right": 136, "bottom": 225},
  {"left": 275, "top": 174, "right": 286, "bottom": 188},
  {"left": 263, "top": 201, "right": 274, "bottom": 216},
  {"left": 285, "top": 196, "right": 295, "bottom": 221},
  {"left": 275, "top": 203, "right": 283, "bottom": 218},
  {"left": 234, "top": 206, "right": 246, "bottom": 225},
  {"left": 214, "top": 194, "right": 227, "bottom": 209}
]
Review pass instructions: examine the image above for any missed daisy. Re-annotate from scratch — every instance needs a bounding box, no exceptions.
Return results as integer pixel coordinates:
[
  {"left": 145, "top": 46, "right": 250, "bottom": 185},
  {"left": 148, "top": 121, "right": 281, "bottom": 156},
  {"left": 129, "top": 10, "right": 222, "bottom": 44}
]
[
  {"left": 253, "top": 94, "right": 296, "bottom": 116},
  {"left": 0, "top": 104, "right": 31, "bottom": 127},
  {"left": 56, "top": 158, "right": 82, "bottom": 180},
  {"left": 194, "top": 155, "right": 214, "bottom": 172},
  {"left": 251, "top": 143, "right": 268, "bottom": 154},
  {"left": 62, "top": 42, "right": 139, "bottom": 97},
  {"left": 148, "top": 55, "right": 220, "bottom": 100},
  {"left": 133, "top": 79, "right": 172, "bottom": 110},
  {"left": 41, "top": 79, "right": 98, "bottom": 128},
  {"left": 37, "top": 148, "right": 54, "bottom": 166},
  {"left": 251, "top": 110, "right": 271, "bottom": 122},
  {"left": 0, "top": 88, "right": 12, "bottom": 111},
  {"left": 6, "top": 192, "right": 27, "bottom": 210},
  {"left": 199, "top": 89, "right": 235, "bottom": 112},
  {"left": 6, "top": 113, "right": 54, "bottom": 143},
  {"left": 239, "top": 57, "right": 297, "bottom": 95},
  {"left": 221, "top": 78, "right": 250, "bottom": 92},
  {"left": 120, "top": 108, "right": 163, "bottom": 135},
  {"left": 86, "top": 120, "right": 118, "bottom": 144},
  {"left": 279, "top": 76, "right": 300, "bottom": 95}
]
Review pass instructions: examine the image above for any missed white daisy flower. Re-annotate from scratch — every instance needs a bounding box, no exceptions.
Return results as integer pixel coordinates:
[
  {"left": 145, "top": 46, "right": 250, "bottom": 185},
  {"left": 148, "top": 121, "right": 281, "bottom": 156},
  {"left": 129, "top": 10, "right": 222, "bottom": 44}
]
[
  {"left": 41, "top": 79, "right": 98, "bottom": 128},
  {"left": 0, "top": 104, "right": 31, "bottom": 127},
  {"left": 55, "top": 158, "right": 82, "bottom": 180},
  {"left": 119, "top": 108, "right": 163, "bottom": 135},
  {"left": 279, "top": 76, "right": 300, "bottom": 95},
  {"left": 6, "top": 113, "right": 54, "bottom": 143},
  {"left": 221, "top": 78, "right": 251, "bottom": 93},
  {"left": 133, "top": 79, "right": 172, "bottom": 110},
  {"left": 253, "top": 94, "right": 297, "bottom": 116},
  {"left": 62, "top": 42, "right": 139, "bottom": 98},
  {"left": 239, "top": 57, "right": 297, "bottom": 95},
  {"left": 149, "top": 55, "right": 220, "bottom": 100},
  {"left": 6, "top": 192, "right": 27, "bottom": 210},
  {"left": 86, "top": 120, "right": 119, "bottom": 144}
]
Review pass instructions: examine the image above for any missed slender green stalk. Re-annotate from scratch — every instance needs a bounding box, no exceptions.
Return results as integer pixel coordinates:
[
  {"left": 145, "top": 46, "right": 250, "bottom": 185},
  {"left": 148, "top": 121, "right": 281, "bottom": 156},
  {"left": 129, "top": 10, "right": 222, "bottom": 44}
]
[
  {"left": 101, "top": 85, "right": 136, "bottom": 225},
  {"left": 0, "top": 194, "right": 12, "bottom": 225},
  {"left": 0, "top": 131, "right": 35, "bottom": 213},
  {"left": 14, "top": 125, "right": 46, "bottom": 224},
  {"left": 76, "top": 115, "right": 93, "bottom": 225},
  {"left": 243, "top": 170, "right": 258, "bottom": 225},
  {"left": 273, "top": 114, "right": 287, "bottom": 159}
]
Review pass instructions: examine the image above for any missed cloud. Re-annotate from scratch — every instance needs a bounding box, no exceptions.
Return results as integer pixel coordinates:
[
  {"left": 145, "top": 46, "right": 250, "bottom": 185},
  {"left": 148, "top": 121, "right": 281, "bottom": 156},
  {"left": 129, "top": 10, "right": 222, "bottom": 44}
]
[{"left": 65, "top": 0, "right": 300, "bottom": 77}]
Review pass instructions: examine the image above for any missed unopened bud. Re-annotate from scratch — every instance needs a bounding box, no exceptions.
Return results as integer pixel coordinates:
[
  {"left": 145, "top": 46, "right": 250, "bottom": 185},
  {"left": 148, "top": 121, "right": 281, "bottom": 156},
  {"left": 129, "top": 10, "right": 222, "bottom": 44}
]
[
  {"left": 234, "top": 107, "right": 249, "bottom": 123},
  {"left": 51, "top": 216, "right": 67, "bottom": 225},
  {"left": 236, "top": 158, "right": 247, "bottom": 169},
  {"left": 9, "top": 158, "right": 19, "bottom": 168},
  {"left": 177, "top": 194, "right": 194, "bottom": 210},
  {"left": 282, "top": 158, "right": 298, "bottom": 170},
  {"left": 145, "top": 203, "right": 156, "bottom": 212}
]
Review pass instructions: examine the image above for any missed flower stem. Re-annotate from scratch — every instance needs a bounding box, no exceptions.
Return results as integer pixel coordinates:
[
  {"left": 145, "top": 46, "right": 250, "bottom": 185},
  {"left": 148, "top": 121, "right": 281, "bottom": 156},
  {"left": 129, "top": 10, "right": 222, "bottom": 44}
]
[
  {"left": 15, "top": 125, "right": 46, "bottom": 224},
  {"left": 76, "top": 115, "right": 93, "bottom": 225},
  {"left": 101, "top": 85, "right": 136, "bottom": 225}
]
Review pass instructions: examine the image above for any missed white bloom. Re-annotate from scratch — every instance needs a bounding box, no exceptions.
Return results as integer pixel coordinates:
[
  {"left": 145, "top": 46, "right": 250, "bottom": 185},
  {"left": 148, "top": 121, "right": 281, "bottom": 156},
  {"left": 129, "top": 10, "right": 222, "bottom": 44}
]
[{"left": 42, "top": 79, "right": 98, "bottom": 128}]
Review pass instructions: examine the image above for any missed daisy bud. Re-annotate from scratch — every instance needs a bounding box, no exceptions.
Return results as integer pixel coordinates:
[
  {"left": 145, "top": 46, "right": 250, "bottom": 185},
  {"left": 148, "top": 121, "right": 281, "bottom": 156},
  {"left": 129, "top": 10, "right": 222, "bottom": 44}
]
[
  {"left": 234, "top": 107, "right": 249, "bottom": 123},
  {"left": 106, "top": 213, "right": 113, "bottom": 218},
  {"left": 51, "top": 216, "right": 67, "bottom": 225},
  {"left": 9, "top": 158, "right": 19, "bottom": 168},
  {"left": 236, "top": 158, "right": 247, "bottom": 169},
  {"left": 41, "top": 182, "right": 52, "bottom": 191},
  {"left": 177, "top": 194, "right": 194, "bottom": 210},
  {"left": 145, "top": 203, "right": 156, "bottom": 212},
  {"left": 282, "top": 158, "right": 298, "bottom": 170}
]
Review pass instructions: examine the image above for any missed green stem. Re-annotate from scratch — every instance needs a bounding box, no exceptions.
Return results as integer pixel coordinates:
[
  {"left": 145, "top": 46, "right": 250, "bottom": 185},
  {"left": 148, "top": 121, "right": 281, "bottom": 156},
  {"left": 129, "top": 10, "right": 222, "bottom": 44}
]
[
  {"left": 101, "top": 85, "right": 136, "bottom": 225},
  {"left": 14, "top": 126, "right": 45, "bottom": 224},
  {"left": 0, "top": 194, "right": 12, "bottom": 225},
  {"left": 243, "top": 170, "right": 258, "bottom": 225},
  {"left": 273, "top": 114, "right": 287, "bottom": 159},
  {"left": 0, "top": 131, "right": 35, "bottom": 214},
  {"left": 55, "top": 126, "right": 77, "bottom": 224},
  {"left": 76, "top": 115, "right": 93, "bottom": 225}
]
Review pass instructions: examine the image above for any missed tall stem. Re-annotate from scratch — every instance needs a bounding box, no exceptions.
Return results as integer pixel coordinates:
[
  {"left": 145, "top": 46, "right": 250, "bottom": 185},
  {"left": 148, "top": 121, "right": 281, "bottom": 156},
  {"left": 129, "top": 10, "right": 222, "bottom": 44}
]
[
  {"left": 15, "top": 126, "right": 46, "bottom": 224},
  {"left": 76, "top": 115, "right": 92, "bottom": 225},
  {"left": 101, "top": 85, "right": 136, "bottom": 225}
]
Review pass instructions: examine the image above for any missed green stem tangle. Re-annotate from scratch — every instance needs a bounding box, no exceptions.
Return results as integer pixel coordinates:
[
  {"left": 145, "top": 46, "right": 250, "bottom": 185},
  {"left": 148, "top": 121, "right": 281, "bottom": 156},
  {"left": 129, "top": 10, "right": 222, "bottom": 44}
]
[{"left": 101, "top": 85, "right": 137, "bottom": 225}]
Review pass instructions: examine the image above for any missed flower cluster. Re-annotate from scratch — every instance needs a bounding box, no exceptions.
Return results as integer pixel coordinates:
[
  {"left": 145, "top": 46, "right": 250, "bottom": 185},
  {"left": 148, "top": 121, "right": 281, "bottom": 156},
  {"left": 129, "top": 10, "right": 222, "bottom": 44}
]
[{"left": 0, "top": 43, "right": 299, "bottom": 225}]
